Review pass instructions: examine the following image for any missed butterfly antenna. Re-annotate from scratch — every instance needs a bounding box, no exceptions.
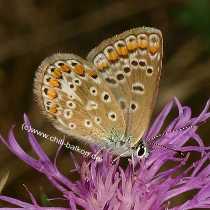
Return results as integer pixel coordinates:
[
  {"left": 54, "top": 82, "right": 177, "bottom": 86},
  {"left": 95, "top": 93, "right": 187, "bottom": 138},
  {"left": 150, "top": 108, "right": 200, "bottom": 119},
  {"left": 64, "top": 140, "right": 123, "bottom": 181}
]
[
  {"left": 146, "top": 120, "right": 207, "bottom": 156},
  {"left": 146, "top": 120, "right": 207, "bottom": 143},
  {"left": 147, "top": 140, "right": 185, "bottom": 157}
]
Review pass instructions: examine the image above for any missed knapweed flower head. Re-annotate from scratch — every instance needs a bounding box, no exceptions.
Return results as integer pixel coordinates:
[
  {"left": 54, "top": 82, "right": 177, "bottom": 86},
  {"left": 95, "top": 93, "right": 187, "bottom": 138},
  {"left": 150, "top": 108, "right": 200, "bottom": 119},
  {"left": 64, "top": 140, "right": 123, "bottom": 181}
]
[{"left": 0, "top": 98, "right": 210, "bottom": 210}]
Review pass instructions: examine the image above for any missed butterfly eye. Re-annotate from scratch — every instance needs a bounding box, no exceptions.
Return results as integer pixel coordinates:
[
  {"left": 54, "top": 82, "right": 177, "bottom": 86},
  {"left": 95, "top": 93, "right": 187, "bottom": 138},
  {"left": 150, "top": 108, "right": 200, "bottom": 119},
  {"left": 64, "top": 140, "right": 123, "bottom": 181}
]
[{"left": 136, "top": 142, "right": 148, "bottom": 158}]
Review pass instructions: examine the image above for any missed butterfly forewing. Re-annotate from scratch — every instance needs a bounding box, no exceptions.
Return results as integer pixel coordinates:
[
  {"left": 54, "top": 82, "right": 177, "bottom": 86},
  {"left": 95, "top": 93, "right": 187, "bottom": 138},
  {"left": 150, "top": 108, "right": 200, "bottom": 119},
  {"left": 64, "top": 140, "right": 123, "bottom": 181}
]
[
  {"left": 34, "top": 53, "right": 126, "bottom": 145},
  {"left": 87, "top": 27, "right": 163, "bottom": 145}
]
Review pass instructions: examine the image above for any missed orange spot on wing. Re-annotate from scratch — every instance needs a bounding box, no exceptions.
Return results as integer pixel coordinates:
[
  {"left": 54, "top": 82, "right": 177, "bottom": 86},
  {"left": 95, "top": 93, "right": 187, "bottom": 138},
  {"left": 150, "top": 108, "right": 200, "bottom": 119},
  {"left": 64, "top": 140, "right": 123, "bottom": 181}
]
[
  {"left": 96, "top": 60, "right": 109, "bottom": 71},
  {"left": 107, "top": 51, "right": 118, "bottom": 62},
  {"left": 52, "top": 68, "right": 62, "bottom": 79},
  {"left": 116, "top": 46, "right": 128, "bottom": 56},
  {"left": 49, "top": 78, "right": 60, "bottom": 88},
  {"left": 61, "top": 64, "right": 71, "bottom": 72},
  {"left": 149, "top": 43, "right": 160, "bottom": 54},
  {"left": 49, "top": 104, "right": 57, "bottom": 113},
  {"left": 73, "top": 64, "right": 85, "bottom": 76},
  {"left": 138, "top": 39, "right": 148, "bottom": 49},
  {"left": 149, "top": 36, "right": 160, "bottom": 54},
  {"left": 47, "top": 89, "right": 57, "bottom": 99},
  {"left": 127, "top": 41, "right": 138, "bottom": 51},
  {"left": 87, "top": 69, "right": 98, "bottom": 79}
]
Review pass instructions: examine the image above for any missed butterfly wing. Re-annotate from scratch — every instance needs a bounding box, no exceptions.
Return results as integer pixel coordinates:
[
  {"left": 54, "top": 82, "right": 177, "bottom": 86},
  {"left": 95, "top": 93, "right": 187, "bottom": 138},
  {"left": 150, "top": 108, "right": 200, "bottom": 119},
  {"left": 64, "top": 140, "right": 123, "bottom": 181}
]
[
  {"left": 34, "top": 53, "right": 126, "bottom": 145},
  {"left": 87, "top": 27, "right": 163, "bottom": 145}
]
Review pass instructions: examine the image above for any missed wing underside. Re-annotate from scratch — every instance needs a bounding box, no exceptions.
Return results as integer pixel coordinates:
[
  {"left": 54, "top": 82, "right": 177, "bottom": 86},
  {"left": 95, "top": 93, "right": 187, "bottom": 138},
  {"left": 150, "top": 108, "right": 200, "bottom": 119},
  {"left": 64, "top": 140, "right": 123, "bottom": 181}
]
[{"left": 87, "top": 27, "right": 163, "bottom": 145}]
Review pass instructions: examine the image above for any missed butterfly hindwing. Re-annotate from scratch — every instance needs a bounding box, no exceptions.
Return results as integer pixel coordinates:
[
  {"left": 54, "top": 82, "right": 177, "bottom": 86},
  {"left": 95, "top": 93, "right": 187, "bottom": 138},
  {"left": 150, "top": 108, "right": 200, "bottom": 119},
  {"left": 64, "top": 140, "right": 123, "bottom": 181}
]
[
  {"left": 87, "top": 27, "right": 163, "bottom": 145},
  {"left": 34, "top": 53, "right": 126, "bottom": 146}
]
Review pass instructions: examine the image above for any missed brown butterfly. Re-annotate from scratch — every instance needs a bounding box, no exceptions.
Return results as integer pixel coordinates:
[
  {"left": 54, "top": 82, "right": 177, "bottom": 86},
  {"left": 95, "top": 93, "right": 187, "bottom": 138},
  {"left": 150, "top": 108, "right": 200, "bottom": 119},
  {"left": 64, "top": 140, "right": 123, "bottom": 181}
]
[{"left": 33, "top": 27, "right": 163, "bottom": 158}]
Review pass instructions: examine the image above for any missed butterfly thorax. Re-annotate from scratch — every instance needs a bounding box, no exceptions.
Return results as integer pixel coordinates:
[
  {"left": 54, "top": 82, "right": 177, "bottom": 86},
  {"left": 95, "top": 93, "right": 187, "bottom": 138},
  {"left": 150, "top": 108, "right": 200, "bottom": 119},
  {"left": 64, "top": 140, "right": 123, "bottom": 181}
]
[{"left": 104, "top": 128, "right": 135, "bottom": 156}]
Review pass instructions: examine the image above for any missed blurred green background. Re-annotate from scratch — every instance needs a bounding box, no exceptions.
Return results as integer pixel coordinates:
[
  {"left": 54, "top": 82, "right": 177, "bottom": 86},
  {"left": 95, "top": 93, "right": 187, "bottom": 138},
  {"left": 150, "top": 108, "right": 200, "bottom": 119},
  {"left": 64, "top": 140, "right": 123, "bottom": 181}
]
[{"left": 0, "top": 0, "right": 210, "bottom": 208}]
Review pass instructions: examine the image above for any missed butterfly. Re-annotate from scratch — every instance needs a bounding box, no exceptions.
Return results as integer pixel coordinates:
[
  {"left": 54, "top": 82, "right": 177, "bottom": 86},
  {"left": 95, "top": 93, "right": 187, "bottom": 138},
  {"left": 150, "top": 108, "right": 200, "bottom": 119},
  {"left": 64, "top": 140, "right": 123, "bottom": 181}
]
[{"left": 33, "top": 27, "right": 163, "bottom": 159}]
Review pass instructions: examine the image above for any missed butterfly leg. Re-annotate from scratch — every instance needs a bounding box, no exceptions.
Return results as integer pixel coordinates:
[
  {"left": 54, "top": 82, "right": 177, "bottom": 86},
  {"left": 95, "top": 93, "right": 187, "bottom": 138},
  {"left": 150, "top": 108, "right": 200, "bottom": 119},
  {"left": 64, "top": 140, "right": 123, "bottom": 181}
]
[
  {"left": 93, "top": 144, "right": 114, "bottom": 160},
  {"left": 131, "top": 153, "right": 135, "bottom": 172},
  {"left": 93, "top": 146, "right": 106, "bottom": 157},
  {"left": 111, "top": 150, "right": 130, "bottom": 163}
]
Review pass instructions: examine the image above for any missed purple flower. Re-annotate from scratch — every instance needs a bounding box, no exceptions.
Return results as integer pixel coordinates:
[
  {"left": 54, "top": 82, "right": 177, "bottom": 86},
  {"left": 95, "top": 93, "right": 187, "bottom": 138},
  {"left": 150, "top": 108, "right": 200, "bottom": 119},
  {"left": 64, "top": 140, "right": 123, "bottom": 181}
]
[{"left": 0, "top": 98, "right": 210, "bottom": 210}]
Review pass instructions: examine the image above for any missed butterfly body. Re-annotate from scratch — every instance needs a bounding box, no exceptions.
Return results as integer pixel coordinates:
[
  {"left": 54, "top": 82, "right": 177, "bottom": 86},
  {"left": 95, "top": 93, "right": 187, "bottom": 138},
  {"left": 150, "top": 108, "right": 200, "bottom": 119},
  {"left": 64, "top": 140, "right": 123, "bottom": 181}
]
[{"left": 34, "top": 27, "right": 163, "bottom": 158}]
